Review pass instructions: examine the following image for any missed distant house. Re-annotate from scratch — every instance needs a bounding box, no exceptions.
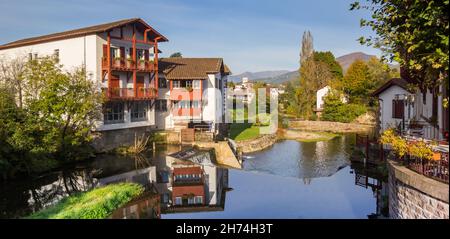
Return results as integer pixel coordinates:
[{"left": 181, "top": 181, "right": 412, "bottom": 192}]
[
  {"left": 315, "top": 85, "right": 347, "bottom": 118},
  {"left": 372, "top": 77, "right": 449, "bottom": 141},
  {"left": 228, "top": 77, "right": 255, "bottom": 104}
]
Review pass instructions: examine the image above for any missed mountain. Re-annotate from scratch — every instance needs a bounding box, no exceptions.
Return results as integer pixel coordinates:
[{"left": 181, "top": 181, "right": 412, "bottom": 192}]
[
  {"left": 228, "top": 70, "right": 290, "bottom": 83},
  {"left": 251, "top": 71, "right": 299, "bottom": 85},
  {"left": 336, "top": 52, "right": 375, "bottom": 72}
]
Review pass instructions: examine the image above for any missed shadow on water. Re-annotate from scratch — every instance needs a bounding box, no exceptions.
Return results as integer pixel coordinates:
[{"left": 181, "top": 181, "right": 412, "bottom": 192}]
[{"left": 1, "top": 135, "right": 388, "bottom": 219}]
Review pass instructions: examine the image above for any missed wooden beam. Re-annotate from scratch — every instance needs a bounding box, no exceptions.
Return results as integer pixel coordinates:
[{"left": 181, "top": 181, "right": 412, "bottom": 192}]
[
  {"left": 132, "top": 24, "right": 137, "bottom": 98},
  {"left": 110, "top": 36, "right": 155, "bottom": 45},
  {"left": 107, "top": 32, "right": 112, "bottom": 97}
]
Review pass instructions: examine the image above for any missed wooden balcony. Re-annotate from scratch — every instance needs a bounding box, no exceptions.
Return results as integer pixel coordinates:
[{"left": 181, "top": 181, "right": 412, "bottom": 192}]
[
  {"left": 104, "top": 87, "right": 157, "bottom": 100},
  {"left": 170, "top": 89, "right": 203, "bottom": 101},
  {"left": 172, "top": 108, "right": 202, "bottom": 117},
  {"left": 102, "top": 57, "right": 155, "bottom": 72}
]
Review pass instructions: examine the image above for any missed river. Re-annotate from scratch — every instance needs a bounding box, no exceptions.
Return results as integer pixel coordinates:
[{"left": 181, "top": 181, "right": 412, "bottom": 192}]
[{"left": 0, "top": 135, "right": 388, "bottom": 219}]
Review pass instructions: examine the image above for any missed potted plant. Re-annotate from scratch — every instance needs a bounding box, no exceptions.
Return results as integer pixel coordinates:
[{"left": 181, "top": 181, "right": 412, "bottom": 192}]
[
  {"left": 126, "top": 57, "right": 134, "bottom": 68},
  {"left": 138, "top": 59, "right": 146, "bottom": 69},
  {"left": 114, "top": 57, "right": 122, "bottom": 67}
]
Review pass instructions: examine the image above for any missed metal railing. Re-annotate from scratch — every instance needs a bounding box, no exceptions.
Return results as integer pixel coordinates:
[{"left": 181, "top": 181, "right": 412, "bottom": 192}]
[{"left": 401, "top": 151, "right": 449, "bottom": 184}]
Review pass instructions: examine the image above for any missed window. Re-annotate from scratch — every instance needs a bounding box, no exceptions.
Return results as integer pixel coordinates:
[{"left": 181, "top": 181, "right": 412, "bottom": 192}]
[
  {"left": 159, "top": 77, "right": 168, "bottom": 88},
  {"left": 193, "top": 80, "right": 201, "bottom": 89},
  {"left": 54, "top": 49, "right": 59, "bottom": 59},
  {"left": 161, "top": 193, "right": 169, "bottom": 204},
  {"left": 185, "top": 80, "right": 193, "bottom": 88},
  {"left": 137, "top": 49, "right": 144, "bottom": 60},
  {"left": 28, "top": 53, "right": 33, "bottom": 61},
  {"left": 158, "top": 171, "right": 169, "bottom": 183},
  {"left": 131, "top": 101, "right": 147, "bottom": 122},
  {"left": 188, "top": 197, "right": 195, "bottom": 205},
  {"left": 194, "top": 196, "right": 203, "bottom": 204},
  {"left": 111, "top": 47, "right": 119, "bottom": 59},
  {"left": 104, "top": 102, "right": 124, "bottom": 124},
  {"left": 175, "top": 197, "right": 182, "bottom": 205},
  {"left": 392, "top": 99, "right": 404, "bottom": 119},
  {"left": 156, "top": 99, "right": 168, "bottom": 112},
  {"left": 422, "top": 90, "right": 427, "bottom": 104},
  {"left": 192, "top": 100, "right": 200, "bottom": 109},
  {"left": 173, "top": 80, "right": 180, "bottom": 88}
]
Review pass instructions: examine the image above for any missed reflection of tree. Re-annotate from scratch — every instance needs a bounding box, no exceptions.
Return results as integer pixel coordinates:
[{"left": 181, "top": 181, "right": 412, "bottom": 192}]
[{"left": 303, "top": 178, "right": 312, "bottom": 185}]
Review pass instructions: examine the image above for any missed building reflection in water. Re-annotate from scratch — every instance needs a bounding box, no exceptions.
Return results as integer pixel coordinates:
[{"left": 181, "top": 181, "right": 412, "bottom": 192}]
[
  {"left": 97, "top": 147, "right": 229, "bottom": 218},
  {"left": 350, "top": 162, "right": 389, "bottom": 218}
]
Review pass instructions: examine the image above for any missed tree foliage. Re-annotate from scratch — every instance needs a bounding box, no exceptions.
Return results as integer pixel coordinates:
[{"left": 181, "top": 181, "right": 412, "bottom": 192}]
[
  {"left": 350, "top": 0, "right": 449, "bottom": 90},
  {"left": 0, "top": 57, "right": 102, "bottom": 179},
  {"left": 170, "top": 52, "right": 182, "bottom": 58},
  {"left": 300, "top": 31, "right": 314, "bottom": 64},
  {"left": 321, "top": 90, "right": 367, "bottom": 123},
  {"left": 341, "top": 59, "right": 371, "bottom": 103},
  {"left": 313, "top": 51, "right": 343, "bottom": 79}
]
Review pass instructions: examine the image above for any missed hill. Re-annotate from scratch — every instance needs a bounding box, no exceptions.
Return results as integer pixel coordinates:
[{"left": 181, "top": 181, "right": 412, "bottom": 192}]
[
  {"left": 228, "top": 70, "right": 290, "bottom": 83},
  {"left": 336, "top": 52, "right": 375, "bottom": 72}
]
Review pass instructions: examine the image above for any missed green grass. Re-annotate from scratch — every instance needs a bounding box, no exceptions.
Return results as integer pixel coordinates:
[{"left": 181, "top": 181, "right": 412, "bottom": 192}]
[
  {"left": 229, "top": 123, "right": 262, "bottom": 141},
  {"left": 27, "top": 183, "right": 144, "bottom": 219}
]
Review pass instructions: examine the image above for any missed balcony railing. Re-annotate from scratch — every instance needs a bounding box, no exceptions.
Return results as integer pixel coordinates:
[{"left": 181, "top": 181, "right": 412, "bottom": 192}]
[
  {"left": 400, "top": 151, "right": 449, "bottom": 184},
  {"left": 104, "top": 87, "right": 157, "bottom": 100},
  {"left": 102, "top": 57, "right": 155, "bottom": 72}
]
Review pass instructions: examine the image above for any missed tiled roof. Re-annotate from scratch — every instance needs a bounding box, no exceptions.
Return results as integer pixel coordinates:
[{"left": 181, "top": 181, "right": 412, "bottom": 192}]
[
  {"left": 159, "top": 58, "right": 232, "bottom": 80},
  {"left": 371, "top": 78, "right": 413, "bottom": 96},
  {"left": 0, "top": 18, "right": 168, "bottom": 50}
]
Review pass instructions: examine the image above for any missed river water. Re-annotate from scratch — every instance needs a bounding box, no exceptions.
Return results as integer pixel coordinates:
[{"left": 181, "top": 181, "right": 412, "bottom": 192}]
[{"left": 0, "top": 135, "right": 388, "bottom": 219}]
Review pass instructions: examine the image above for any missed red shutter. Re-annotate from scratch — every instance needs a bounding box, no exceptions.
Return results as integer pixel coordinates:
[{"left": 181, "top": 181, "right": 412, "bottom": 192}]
[
  {"left": 392, "top": 100, "right": 405, "bottom": 119},
  {"left": 392, "top": 100, "right": 396, "bottom": 118},
  {"left": 102, "top": 44, "right": 108, "bottom": 58},
  {"left": 120, "top": 47, "right": 125, "bottom": 59},
  {"left": 145, "top": 50, "right": 149, "bottom": 61}
]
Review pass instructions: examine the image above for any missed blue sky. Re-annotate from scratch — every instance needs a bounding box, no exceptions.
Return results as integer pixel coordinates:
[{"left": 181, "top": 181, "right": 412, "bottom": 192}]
[{"left": 0, "top": 0, "right": 380, "bottom": 74}]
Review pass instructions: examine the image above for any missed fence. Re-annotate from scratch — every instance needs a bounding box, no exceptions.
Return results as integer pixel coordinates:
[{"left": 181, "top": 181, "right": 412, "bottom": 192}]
[{"left": 401, "top": 151, "right": 449, "bottom": 184}]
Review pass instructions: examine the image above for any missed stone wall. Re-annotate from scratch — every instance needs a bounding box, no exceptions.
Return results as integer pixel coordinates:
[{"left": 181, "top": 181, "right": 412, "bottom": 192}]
[
  {"left": 91, "top": 126, "right": 154, "bottom": 152},
  {"left": 388, "top": 161, "right": 449, "bottom": 219},
  {"left": 236, "top": 134, "right": 277, "bottom": 153},
  {"left": 289, "top": 120, "right": 374, "bottom": 134}
]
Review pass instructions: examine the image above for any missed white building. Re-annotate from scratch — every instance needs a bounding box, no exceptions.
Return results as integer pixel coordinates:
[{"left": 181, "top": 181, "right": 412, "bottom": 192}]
[
  {"left": 0, "top": 19, "right": 167, "bottom": 134},
  {"left": 372, "top": 77, "right": 449, "bottom": 141},
  {"left": 0, "top": 19, "right": 231, "bottom": 148},
  {"left": 155, "top": 58, "right": 231, "bottom": 134},
  {"left": 315, "top": 85, "right": 347, "bottom": 117}
]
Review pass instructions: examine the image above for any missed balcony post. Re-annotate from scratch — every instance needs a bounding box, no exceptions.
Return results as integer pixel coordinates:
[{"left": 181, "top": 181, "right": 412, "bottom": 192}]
[
  {"left": 107, "top": 32, "right": 112, "bottom": 98},
  {"left": 132, "top": 24, "right": 137, "bottom": 98},
  {"left": 154, "top": 37, "right": 161, "bottom": 97}
]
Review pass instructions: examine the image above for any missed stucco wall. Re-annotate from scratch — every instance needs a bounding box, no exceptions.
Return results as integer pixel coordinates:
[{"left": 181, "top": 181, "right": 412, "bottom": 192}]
[{"left": 378, "top": 85, "right": 412, "bottom": 134}]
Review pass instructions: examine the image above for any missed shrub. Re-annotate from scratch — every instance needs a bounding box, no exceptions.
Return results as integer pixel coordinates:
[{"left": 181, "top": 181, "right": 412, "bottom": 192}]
[
  {"left": 27, "top": 183, "right": 144, "bottom": 219},
  {"left": 321, "top": 93, "right": 366, "bottom": 123}
]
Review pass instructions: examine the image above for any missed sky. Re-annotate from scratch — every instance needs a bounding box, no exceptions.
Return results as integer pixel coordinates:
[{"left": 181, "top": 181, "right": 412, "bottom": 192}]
[{"left": 0, "top": 0, "right": 380, "bottom": 74}]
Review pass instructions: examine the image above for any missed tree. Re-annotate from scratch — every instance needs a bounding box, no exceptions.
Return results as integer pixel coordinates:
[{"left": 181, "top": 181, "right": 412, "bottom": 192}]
[
  {"left": 300, "top": 31, "right": 314, "bottom": 65},
  {"left": 341, "top": 59, "right": 371, "bottom": 103},
  {"left": 350, "top": 0, "right": 449, "bottom": 90},
  {"left": 321, "top": 90, "right": 367, "bottom": 123},
  {"left": 0, "top": 56, "right": 27, "bottom": 108},
  {"left": 313, "top": 51, "right": 343, "bottom": 79},
  {"left": 170, "top": 52, "right": 182, "bottom": 58},
  {"left": 0, "top": 57, "right": 102, "bottom": 179},
  {"left": 366, "top": 56, "right": 399, "bottom": 91},
  {"left": 297, "top": 58, "right": 334, "bottom": 119}
]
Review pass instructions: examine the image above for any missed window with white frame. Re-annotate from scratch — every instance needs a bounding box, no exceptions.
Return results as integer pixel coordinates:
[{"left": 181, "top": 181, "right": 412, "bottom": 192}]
[
  {"left": 193, "top": 80, "right": 201, "bottom": 89},
  {"left": 131, "top": 101, "right": 147, "bottom": 122},
  {"left": 188, "top": 197, "right": 195, "bottom": 205},
  {"left": 104, "top": 102, "right": 124, "bottom": 124},
  {"left": 194, "top": 196, "right": 203, "bottom": 204},
  {"left": 185, "top": 80, "right": 193, "bottom": 88},
  {"left": 156, "top": 99, "right": 168, "bottom": 112},
  {"left": 175, "top": 197, "right": 182, "bottom": 205},
  {"left": 173, "top": 80, "right": 181, "bottom": 88}
]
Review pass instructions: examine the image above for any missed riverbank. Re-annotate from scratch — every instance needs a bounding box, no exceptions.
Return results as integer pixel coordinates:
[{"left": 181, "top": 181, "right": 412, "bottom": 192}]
[
  {"left": 278, "top": 129, "right": 338, "bottom": 142},
  {"left": 288, "top": 120, "right": 374, "bottom": 134}
]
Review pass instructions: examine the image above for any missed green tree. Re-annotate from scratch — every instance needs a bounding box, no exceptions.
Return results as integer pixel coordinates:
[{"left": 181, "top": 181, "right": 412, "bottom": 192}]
[
  {"left": 350, "top": 0, "right": 449, "bottom": 90},
  {"left": 170, "top": 52, "right": 182, "bottom": 58},
  {"left": 297, "top": 58, "right": 334, "bottom": 119},
  {"left": 0, "top": 57, "right": 102, "bottom": 178},
  {"left": 341, "top": 59, "right": 371, "bottom": 103},
  {"left": 321, "top": 90, "right": 367, "bottom": 123},
  {"left": 313, "top": 51, "right": 343, "bottom": 79}
]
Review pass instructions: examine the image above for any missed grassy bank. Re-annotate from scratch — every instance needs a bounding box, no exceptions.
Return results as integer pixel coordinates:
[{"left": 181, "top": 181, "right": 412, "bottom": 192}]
[{"left": 27, "top": 183, "right": 144, "bottom": 219}]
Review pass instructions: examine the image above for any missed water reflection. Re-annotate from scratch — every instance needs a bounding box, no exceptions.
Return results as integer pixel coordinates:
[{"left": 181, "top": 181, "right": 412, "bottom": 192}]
[{"left": 1, "top": 135, "right": 389, "bottom": 219}]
